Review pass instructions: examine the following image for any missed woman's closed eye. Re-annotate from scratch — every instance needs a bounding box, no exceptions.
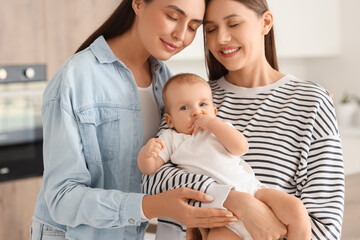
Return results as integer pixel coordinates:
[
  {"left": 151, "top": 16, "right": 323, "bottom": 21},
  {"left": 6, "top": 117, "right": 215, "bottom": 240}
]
[
  {"left": 188, "top": 22, "right": 201, "bottom": 32},
  {"left": 227, "top": 19, "right": 243, "bottom": 28},
  {"left": 204, "top": 25, "right": 216, "bottom": 33},
  {"left": 166, "top": 14, "right": 178, "bottom": 21}
]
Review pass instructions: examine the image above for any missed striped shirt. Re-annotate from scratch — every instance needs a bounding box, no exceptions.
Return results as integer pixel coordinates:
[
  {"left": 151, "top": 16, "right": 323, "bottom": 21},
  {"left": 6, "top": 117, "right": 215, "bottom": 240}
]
[{"left": 142, "top": 74, "right": 344, "bottom": 239}]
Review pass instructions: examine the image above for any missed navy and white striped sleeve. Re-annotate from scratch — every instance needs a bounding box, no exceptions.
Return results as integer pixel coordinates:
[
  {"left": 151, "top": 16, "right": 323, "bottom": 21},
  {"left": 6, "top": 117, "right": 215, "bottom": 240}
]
[
  {"left": 141, "top": 162, "right": 219, "bottom": 207},
  {"left": 297, "top": 93, "right": 344, "bottom": 239}
]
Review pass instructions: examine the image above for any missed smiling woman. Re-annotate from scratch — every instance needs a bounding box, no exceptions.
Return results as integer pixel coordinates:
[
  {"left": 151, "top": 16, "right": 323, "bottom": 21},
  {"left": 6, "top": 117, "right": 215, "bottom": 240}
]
[
  {"left": 204, "top": 0, "right": 279, "bottom": 83},
  {"left": 27, "top": 0, "right": 237, "bottom": 239},
  {"left": 143, "top": 0, "right": 345, "bottom": 239}
]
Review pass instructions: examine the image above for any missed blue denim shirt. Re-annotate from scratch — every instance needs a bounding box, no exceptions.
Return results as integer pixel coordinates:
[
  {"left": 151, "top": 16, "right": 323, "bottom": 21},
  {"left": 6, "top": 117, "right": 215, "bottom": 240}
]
[{"left": 33, "top": 36, "right": 171, "bottom": 240}]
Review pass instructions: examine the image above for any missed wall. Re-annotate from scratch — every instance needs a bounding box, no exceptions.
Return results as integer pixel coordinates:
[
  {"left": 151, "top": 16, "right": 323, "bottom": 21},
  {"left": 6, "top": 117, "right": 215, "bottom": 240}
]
[{"left": 304, "top": 0, "right": 360, "bottom": 105}]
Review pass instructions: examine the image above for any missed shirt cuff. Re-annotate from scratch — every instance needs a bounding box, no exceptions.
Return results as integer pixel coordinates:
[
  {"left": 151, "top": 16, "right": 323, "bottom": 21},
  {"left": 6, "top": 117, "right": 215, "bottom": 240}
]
[
  {"left": 202, "top": 184, "right": 233, "bottom": 209},
  {"left": 121, "top": 193, "right": 148, "bottom": 226}
]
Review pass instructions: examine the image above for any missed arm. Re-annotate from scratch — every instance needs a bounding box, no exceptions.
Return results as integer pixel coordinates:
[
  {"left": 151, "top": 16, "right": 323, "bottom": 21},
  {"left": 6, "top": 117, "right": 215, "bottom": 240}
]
[
  {"left": 142, "top": 187, "right": 237, "bottom": 228},
  {"left": 193, "top": 116, "right": 248, "bottom": 155},
  {"left": 137, "top": 138, "right": 166, "bottom": 175},
  {"left": 141, "top": 163, "right": 287, "bottom": 238},
  {"left": 298, "top": 136, "right": 344, "bottom": 239},
  {"left": 297, "top": 93, "right": 344, "bottom": 239},
  {"left": 42, "top": 97, "right": 145, "bottom": 228}
]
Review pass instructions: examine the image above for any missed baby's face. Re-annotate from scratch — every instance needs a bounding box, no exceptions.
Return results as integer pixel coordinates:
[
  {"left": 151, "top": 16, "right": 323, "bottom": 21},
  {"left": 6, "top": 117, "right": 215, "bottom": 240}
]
[{"left": 165, "top": 82, "right": 216, "bottom": 134}]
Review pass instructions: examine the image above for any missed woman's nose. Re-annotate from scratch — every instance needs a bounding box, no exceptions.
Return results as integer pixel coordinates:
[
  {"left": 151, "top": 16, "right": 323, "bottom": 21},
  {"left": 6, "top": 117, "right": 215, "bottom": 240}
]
[
  {"left": 172, "top": 23, "right": 187, "bottom": 42},
  {"left": 217, "top": 28, "right": 231, "bottom": 44}
]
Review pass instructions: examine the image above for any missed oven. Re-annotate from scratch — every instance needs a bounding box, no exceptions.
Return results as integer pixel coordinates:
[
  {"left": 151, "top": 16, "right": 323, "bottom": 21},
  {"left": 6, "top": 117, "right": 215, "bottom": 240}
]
[{"left": 0, "top": 64, "right": 46, "bottom": 181}]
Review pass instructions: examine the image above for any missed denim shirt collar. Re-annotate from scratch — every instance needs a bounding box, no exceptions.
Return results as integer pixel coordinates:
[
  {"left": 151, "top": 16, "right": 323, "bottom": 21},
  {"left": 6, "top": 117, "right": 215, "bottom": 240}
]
[{"left": 90, "top": 35, "right": 162, "bottom": 73}]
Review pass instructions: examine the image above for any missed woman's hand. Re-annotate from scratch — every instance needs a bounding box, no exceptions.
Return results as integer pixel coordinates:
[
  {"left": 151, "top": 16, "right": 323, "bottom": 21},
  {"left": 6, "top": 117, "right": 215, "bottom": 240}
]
[
  {"left": 224, "top": 190, "right": 287, "bottom": 240},
  {"left": 142, "top": 188, "right": 237, "bottom": 228}
]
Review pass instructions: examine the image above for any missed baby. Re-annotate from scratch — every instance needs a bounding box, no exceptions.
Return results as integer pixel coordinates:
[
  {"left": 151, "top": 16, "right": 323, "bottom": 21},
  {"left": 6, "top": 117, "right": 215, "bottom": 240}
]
[{"left": 137, "top": 73, "right": 311, "bottom": 240}]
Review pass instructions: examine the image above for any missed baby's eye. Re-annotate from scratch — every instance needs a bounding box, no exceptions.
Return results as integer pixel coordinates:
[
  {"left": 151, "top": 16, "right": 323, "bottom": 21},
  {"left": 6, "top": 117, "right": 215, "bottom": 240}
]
[
  {"left": 200, "top": 103, "right": 207, "bottom": 107},
  {"left": 180, "top": 106, "right": 189, "bottom": 110}
]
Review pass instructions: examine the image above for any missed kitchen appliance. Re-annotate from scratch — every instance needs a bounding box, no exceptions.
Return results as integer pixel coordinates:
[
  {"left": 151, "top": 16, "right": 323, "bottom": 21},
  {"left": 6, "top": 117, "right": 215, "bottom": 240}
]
[{"left": 0, "top": 64, "right": 46, "bottom": 181}]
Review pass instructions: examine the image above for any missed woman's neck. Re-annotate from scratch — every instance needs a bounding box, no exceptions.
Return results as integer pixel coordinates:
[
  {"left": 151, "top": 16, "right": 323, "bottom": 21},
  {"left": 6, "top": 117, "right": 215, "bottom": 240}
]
[
  {"left": 107, "top": 28, "right": 152, "bottom": 87},
  {"left": 107, "top": 28, "right": 150, "bottom": 70},
  {"left": 225, "top": 61, "right": 284, "bottom": 88}
]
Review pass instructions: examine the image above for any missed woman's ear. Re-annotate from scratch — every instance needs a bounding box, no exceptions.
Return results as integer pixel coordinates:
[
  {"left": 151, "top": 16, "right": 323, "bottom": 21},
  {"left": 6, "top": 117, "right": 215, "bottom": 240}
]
[
  {"left": 164, "top": 113, "right": 174, "bottom": 128},
  {"left": 132, "top": 0, "right": 144, "bottom": 15},
  {"left": 262, "top": 11, "right": 274, "bottom": 35}
]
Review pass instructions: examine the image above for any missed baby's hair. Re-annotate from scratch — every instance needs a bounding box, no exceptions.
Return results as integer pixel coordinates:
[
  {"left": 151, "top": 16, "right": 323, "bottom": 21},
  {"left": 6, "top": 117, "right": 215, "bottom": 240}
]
[{"left": 162, "top": 73, "right": 211, "bottom": 113}]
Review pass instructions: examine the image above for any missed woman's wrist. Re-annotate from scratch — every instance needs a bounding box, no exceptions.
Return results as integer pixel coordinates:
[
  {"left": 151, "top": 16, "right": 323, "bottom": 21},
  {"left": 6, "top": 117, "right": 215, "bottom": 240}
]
[{"left": 142, "top": 194, "right": 162, "bottom": 219}]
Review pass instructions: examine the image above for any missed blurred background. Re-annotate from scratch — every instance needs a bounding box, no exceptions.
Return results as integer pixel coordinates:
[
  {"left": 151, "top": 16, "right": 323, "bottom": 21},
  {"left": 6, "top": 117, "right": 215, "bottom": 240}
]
[{"left": 0, "top": 0, "right": 358, "bottom": 239}]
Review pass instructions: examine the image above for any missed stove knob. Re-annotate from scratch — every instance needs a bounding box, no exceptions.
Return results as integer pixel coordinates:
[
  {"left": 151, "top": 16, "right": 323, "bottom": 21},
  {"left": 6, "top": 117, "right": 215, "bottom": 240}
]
[
  {"left": 0, "top": 68, "right": 7, "bottom": 80},
  {"left": 25, "top": 67, "right": 35, "bottom": 79},
  {"left": 0, "top": 167, "right": 10, "bottom": 175}
]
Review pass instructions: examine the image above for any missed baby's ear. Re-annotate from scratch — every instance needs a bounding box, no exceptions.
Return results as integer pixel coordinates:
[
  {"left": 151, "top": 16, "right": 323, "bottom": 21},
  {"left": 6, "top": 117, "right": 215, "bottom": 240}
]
[
  {"left": 164, "top": 113, "right": 174, "bottom": 128},
  {"left": 214, "top": 107, "right": 218, "bottom": 116}
]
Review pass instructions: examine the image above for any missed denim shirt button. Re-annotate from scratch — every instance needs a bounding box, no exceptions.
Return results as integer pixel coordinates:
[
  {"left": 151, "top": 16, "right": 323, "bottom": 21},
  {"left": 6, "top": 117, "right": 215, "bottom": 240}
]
[
  {"left": 155, "top": 85, "right": 158, "bottom": 91},
  {"left": 128, "top": 218, "right": 135, "bottom": 224}
]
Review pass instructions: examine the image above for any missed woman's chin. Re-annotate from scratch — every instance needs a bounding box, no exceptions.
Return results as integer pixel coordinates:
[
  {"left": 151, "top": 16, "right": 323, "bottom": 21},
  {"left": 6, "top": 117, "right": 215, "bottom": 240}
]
[
  {"left": 152, "top": 51, "right": 177, "bottom": 61},
  {"left": 154, "top": 55, "right": 171, "bottom": 61}
]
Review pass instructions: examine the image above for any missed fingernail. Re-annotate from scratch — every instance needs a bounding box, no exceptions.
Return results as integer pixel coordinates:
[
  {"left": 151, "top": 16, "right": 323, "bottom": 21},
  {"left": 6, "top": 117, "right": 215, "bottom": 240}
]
[
  {"left": 205, "top": 195, "right": 214, "bottom": 201},
  {"left": 226, "top": 213, "right": 233, "bottom": 217},
  {"left": 230, "top": 218, "right": 238, "bottom": 222}
]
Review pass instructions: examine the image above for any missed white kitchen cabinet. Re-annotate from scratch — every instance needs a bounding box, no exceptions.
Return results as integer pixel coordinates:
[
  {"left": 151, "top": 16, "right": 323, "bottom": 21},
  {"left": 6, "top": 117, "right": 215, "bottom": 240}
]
[
  {"left": 341, "top": 133, "right": 360, "bottom": 176},
  {"left": 267, "top": 0, "right": 341, "bottom": 58}
]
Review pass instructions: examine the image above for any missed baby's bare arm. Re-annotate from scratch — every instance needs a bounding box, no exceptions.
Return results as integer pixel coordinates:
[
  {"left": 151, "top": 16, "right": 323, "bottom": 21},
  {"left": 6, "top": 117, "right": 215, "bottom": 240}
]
[
  {"left": 137, "top": 138, "right": 166, "bottom": 175},
  {"left": 193, "top": 116, "right": 248, "bottom": 155},
  {"left": 255, "top": 188, "right": 311, "bottom": 240}
]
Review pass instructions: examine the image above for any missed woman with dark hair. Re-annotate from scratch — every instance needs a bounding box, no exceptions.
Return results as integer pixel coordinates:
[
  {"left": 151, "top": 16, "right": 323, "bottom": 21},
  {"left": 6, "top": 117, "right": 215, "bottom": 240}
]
[
  {"left": 144, "top": 0, "right": 344, "bottom": 239},
  {"left": 30, "top": 1, "right": 236, "bottom": 239}
]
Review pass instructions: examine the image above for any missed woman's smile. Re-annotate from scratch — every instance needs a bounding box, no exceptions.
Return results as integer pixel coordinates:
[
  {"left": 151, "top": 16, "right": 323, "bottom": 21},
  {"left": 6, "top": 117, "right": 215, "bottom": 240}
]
[
  {"left": 161, "top": 39, "right": 179, "bottom": 52},
  {"left": 220, "top": 46, "right": 241, "bottom": 58}
]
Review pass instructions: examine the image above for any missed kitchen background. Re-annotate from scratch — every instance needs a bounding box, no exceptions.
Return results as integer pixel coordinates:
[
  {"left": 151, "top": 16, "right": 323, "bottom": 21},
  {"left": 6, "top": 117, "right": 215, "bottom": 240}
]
[{"left": 0, "top": 0, "right": 358, "bottom": 239}]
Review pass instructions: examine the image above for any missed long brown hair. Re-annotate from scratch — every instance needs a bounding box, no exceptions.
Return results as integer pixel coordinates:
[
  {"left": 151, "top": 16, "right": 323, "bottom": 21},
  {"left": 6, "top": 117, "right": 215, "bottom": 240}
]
[
  {"left": 204, "top": 0, "right": 279, "bottom": 80},
  {"left": 76, "top": 0, "right": 153, "bottom": 53}
]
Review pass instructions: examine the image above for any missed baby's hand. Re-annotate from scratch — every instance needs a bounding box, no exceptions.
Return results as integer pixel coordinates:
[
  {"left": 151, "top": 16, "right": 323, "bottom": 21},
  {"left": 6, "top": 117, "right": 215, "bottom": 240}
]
[
  {"left": 142, "top": 138, "right": 166, "bottom": 160},
  {"left": 192, "top": 115, "right": 216, "bottom": 135}
]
